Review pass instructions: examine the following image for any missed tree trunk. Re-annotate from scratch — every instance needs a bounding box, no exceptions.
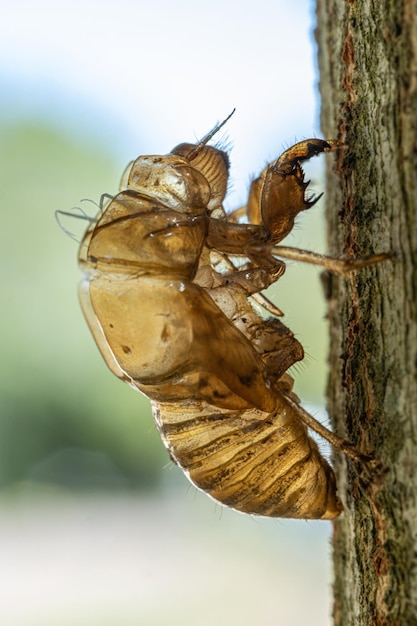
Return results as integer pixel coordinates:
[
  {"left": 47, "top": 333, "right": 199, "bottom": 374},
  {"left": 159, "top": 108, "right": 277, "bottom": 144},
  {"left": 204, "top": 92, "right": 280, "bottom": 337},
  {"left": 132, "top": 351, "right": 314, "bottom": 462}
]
[{"left": 315, "top": 1, "right": 417, "bottom": 624}]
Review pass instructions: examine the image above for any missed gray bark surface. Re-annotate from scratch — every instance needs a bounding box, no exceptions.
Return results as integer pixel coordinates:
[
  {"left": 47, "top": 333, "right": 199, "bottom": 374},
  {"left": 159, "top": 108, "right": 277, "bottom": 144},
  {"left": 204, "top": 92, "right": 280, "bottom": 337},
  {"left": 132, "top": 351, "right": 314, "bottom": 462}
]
[{"left": 316, "top": 1, "right": 417, "bottom": 624}]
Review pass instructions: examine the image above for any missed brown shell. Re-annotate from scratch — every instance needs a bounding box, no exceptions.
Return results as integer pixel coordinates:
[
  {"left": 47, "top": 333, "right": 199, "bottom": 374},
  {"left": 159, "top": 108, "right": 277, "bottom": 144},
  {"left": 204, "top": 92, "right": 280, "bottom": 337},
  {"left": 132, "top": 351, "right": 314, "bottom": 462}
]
[{"left": 78, "top": 123, "right": 344, "bottom": 519}]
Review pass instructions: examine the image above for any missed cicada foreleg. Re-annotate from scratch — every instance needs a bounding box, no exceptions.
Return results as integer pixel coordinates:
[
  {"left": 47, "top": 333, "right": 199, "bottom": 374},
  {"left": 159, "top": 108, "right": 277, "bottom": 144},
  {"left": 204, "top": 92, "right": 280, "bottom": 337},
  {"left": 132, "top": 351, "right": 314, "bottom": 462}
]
[
  {"left": 242, "top": 139, "right": 341, "bottom": 244},
  {"left": 239, "top": 138, "right": 392, "bottom": 273},
  {"left": 206, "top": 218, "right": 286, "bottom": 277}
]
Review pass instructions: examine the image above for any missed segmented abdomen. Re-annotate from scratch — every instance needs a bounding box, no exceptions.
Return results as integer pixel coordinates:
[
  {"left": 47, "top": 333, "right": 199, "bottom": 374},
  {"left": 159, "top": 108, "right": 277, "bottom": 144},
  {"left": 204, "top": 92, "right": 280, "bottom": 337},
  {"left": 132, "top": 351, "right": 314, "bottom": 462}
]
[{"left": 152, "top": 397, "right": 342, "bottom": 520}]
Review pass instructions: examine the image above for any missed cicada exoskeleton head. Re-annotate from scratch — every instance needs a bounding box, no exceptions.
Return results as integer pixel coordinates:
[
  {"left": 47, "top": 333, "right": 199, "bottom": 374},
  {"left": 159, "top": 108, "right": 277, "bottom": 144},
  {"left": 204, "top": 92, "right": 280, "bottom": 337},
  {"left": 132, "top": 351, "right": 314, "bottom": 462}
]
[
  {"left": 171, "top": 110, "right": 235, "bottom": 213},
  {"left": 121, "top": 154, "right": 211, "bottom": 215},
  {"left": 171, "top": 142, "right": 229, "bottom": 214}
]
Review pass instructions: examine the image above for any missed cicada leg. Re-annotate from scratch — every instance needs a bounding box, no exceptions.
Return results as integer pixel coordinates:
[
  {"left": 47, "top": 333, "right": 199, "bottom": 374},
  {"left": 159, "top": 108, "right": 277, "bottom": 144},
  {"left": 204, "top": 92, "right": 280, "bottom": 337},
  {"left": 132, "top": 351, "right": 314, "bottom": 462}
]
[
  {"left": 268, "top": 246, "right": 393, "bottom": 274},
  {"left": 196, "top": 243, "right": 286, "bottom": 309},
  {"left": 251, "top": 292, "right": 284, "bottom": 317},
  {"left": 226, "top": 205, "right": 247, "bottom": 223},
  {"left": 281, "top": 392, "right": 380, "bottom": 469},
  {"left": 243, "top": 139, "right": 341, "bottom": 243}
]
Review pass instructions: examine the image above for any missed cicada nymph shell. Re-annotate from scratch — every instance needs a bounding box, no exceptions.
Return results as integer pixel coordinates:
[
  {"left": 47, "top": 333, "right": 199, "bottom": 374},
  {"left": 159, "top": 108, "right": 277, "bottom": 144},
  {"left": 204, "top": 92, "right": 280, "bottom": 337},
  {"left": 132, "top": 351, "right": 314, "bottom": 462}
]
[{"left": 77, "top": 117, "right": 388, "bottom": 519}]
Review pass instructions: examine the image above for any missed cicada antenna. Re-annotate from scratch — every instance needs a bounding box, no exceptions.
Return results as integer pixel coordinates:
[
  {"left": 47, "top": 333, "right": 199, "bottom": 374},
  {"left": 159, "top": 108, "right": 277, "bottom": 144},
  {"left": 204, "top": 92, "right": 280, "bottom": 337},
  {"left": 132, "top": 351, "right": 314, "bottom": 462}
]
[
  {"left": 80, "top": 193, "right": 113, "bottom": 214},
  {"left": 185, "top": 109, "right": 236, "bottom": 162},
  {"left": 55, "top": 206, "right": 97, "bottom": 243},
  {"left": 55, "top": 194, "right": 112, "bottom": 242},
  {"left": 197, "top": 108, "right": 236, "bottom": 147}
]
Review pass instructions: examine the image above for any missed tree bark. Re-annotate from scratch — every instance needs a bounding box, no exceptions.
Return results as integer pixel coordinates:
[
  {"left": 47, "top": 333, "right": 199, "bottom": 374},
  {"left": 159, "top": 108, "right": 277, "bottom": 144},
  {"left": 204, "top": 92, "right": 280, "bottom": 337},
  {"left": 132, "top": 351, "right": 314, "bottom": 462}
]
[{"left": 315, "top": 1, "right": 417, "bottom": 624}]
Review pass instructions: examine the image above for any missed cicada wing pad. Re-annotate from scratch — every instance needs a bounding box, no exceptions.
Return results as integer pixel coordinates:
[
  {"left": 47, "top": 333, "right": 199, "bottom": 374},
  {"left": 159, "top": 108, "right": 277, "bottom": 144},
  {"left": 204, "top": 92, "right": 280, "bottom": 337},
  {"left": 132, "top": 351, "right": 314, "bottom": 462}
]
[
  {"left": 95, "top": 278, "right": 279, "bottom": 413},
  {"left": 78, "top": 279, "right": 134, "bottom": 384},
  {"left": 80, "top": 194, "right": 278, "bottom": 414}
]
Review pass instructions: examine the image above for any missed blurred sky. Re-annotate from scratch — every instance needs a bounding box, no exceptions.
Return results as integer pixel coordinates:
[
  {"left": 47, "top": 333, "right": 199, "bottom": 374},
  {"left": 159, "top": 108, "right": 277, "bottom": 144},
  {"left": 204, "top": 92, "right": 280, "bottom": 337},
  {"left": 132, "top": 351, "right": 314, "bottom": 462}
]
[
  {"left": 1, "top": 0, "right": 322, "bottom": 204},
  {"left": 0, "top": 2, "right": 336, "bottom": 625}
]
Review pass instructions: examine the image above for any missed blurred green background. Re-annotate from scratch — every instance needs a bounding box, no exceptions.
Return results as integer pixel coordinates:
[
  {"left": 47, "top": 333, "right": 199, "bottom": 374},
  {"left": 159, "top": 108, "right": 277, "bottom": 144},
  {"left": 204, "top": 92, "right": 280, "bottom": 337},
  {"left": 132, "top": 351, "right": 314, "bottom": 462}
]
[
  {"left": 0, "top": 1, "right": 335, "bottom": 625},
  {"left": 0, "top": 117, "right": 329, "bottom": 495},
  {"left": 0, "top": 120, "right": 167, "bottom": 492}
]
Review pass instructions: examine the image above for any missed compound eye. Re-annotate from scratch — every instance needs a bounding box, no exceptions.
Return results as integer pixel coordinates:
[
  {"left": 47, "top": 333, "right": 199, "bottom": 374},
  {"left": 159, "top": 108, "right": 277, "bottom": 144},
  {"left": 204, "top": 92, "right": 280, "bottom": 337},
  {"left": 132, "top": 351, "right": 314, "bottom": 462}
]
[{"left": 172, "top": 143, "right": 229, "bottom": 208}]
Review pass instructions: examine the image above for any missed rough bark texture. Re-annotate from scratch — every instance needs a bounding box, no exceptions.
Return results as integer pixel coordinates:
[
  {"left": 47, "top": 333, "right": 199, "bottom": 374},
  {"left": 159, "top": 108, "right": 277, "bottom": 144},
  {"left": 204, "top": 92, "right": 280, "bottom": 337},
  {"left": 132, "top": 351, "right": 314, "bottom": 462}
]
[{"left": 316, "top": 1, "right": 417, "bottom": 625}]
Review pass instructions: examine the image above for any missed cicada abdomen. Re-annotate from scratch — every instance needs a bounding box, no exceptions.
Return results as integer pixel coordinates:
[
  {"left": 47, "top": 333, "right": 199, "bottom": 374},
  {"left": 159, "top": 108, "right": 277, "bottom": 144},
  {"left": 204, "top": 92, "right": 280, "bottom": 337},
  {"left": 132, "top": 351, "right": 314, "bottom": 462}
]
[{"left": 153, "top": 393, "right": 341, "bottom": 519}]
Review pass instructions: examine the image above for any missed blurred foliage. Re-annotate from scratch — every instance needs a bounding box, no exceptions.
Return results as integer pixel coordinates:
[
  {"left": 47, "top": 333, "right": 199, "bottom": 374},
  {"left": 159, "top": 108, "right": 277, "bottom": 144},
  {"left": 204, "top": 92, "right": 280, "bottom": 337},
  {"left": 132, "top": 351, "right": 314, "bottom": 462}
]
[
  {"left": 0, "top": 118, "right": 329, "bottom": 493},
  {"left": 0, "top": 121, "right": 166, "bottom": 491}
]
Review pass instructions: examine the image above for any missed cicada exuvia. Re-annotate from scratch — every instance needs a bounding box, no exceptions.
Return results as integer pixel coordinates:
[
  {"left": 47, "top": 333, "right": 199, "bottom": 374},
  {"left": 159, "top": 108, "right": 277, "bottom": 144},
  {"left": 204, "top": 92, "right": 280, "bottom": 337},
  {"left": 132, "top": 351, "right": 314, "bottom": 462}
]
[{"left": 73, "top": 113, "right": 389, "bottom": 519}]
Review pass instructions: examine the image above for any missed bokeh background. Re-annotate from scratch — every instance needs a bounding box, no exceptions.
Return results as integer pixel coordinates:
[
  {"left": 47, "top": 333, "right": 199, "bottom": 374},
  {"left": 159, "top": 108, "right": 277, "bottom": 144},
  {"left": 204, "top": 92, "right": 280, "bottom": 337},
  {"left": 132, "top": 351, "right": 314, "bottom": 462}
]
[{"left": 0, "top": 1, "right": 336, "bottom": 624}]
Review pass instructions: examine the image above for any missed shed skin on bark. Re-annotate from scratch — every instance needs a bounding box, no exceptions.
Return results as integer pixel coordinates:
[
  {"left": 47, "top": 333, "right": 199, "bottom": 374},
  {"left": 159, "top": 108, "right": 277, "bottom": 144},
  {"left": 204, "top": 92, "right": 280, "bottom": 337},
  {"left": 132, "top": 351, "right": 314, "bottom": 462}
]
[{"left": 316, "top": 0, "right": 417, "bottom": 624}]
